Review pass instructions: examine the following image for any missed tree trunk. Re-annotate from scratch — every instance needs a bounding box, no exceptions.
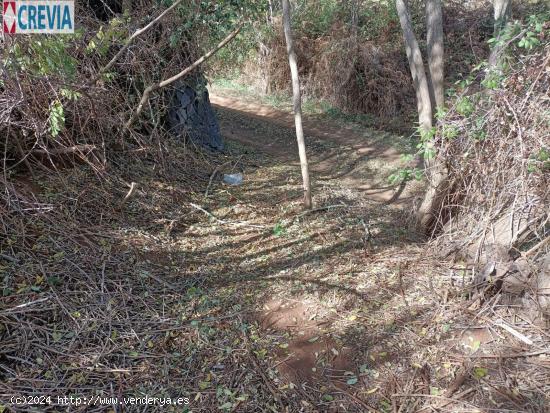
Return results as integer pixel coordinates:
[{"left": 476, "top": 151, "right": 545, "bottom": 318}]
[
  {"left": 346, "top": 0, "right": 360, "bottom": 38},
  {"left": 493, "top": 0, "right": 512, "bottom": 37},
  {"left": 420, "top": 0, "right": 447, "bottom": 232},
  {"left": 282, "top": 0, "right": 313, "bottom": 210},
  {"left": 395, "top": 0, "right": 432, "bottom": 132},
  {"left": 125, "top": 23, "right": 243, "bottom": 131},
  {"left": 396, "top": 0, "right": 447, "bottom": 232},
  {"left": 426, "top": 0, "right": 444, "bottom": 111},
  {"left": 268, "top": 0, "right": 274, "bottom": 24},
  {"left": 489, "top": 0, "right": 512, "bottom": 66}
]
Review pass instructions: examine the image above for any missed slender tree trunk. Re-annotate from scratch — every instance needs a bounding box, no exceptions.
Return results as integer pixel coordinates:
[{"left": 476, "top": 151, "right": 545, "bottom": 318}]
[
  {"left": 268, "top": 0, "right": 274, "bottom": 24},
  {"left": 489, "top": 0, "right": 512, "bottom": 66},
  {"left": 348, "top": 0, "right": 360, "bottom": 38},
  {"left": 426, "top": 0, "right": 444, "bottom": 111},
  {"left": 395, "top": 0, "right": 432, "bottom": 132},
  {"left": 282, "top": 0, "right": 313, "bottom": 210},
  {"left": 493, "top": 0, "right": 512, "bottom": 37},
  {"left": 420, "top": 0, "right": 447, "bottom": 232},
  {"left": 396, "top": 0, "right": 447, "bottom": 232},
  {"left": 259, "top": 41, "right": 272, "bottom": 94}
]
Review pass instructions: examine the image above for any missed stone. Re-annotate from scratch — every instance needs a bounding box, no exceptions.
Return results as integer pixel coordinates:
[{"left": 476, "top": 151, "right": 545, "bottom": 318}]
[{"left": 167, "top": 77, "right": 224, "bottom": 151}]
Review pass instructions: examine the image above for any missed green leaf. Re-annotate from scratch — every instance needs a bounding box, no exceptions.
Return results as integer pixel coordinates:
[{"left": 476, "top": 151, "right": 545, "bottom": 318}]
[
  {"left": 52, "top": 331, "right": 63, "bottom": 342},
  {"left": 473, "top": 367, "right": 488, "bottom": 379},
  {"left": 60, "top": 88, "right": 81, "bottom": 101},
  {"left": 52, "top": 251, "right": 65, "bottom": 260},
  {"left": 254, "top": 348, "right": 267, "bottom": 359},
  {"left": 273, "top": 222, "right": 286, "bottom": 236},
  {"left": 48, "top": 100, "right": 65, "bottom": 138}
]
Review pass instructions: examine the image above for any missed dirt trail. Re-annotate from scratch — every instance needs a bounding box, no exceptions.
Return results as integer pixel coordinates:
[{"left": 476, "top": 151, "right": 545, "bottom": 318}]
[
  {"left": 4, "top": 91, "right": 537, "bottom": 413},
  {"left": 187, "top": 92, "right": 444, "bottom": 411},
  {"left": 193, "top": 97, "right": 527, "bottom": 410},
  {"left": 211, "top": 93, "right": 418, "bottom": 204},
  {"left": 211, "top": 95, "right": 398, "bottom": 156}
]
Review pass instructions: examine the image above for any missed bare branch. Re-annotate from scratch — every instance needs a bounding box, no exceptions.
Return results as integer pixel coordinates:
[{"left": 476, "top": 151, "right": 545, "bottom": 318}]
[
  {"left": 93, "top": 0, "right": 184, "bottom": 83},
  {"left": 124, "top": 23, "right": 243, "bottom": 131}
]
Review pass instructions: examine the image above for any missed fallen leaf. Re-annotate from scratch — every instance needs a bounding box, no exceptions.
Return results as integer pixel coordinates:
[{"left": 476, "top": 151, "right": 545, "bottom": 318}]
[
  {"left": 346, "top": 377, "right": 358, "bottom": 385},
  {"left": 473, "top": 367, "right": 488, "bottom": 379}
]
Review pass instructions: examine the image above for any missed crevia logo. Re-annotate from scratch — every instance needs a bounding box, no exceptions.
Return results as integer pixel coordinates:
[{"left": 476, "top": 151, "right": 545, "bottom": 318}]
[{"left": 2, "top": 1, "right": 74, "bottom": 34}]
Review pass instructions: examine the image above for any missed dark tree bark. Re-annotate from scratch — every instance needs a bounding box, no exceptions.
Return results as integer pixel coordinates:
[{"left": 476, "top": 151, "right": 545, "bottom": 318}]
[
  {"left": 282, "top": 0, "right": 313, "bottom": 210},
  {"left": 125, "top": 24, "right": 243, "bottom": 130}
]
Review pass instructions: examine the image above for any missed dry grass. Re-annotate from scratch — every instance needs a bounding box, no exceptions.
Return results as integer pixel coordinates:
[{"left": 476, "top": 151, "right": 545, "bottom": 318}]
[
  {"left": 219, "top": 1, "right": 496, "bottom": 130},
  {"left": 434, "top": 42, "right": 549, "bottom": 244},
  {"left": 255, "top": 24, "right": 415, "bottom": 122}
]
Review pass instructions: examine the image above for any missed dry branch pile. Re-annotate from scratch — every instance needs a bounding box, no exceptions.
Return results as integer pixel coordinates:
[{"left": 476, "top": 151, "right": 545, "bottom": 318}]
[
  {"left": 433, "top": 33, "right": 549, "bottom": 323},
  {"left": 259, "top": 23, "right": 416, "bottom": 122},
  {"left": 0, "top": 139, "right": 249, "bottom": 411},
  {"left": 0, "top": 2, "right": 198, "bottom": 172},
  {"left": 0, "top": 5, "right": 249, "bottom": 410}
]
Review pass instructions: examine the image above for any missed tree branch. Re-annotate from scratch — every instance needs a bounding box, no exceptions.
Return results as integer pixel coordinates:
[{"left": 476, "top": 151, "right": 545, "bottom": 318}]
[
  {"left": 32, "top": 144, "right": 96, "bottom": 156},
  {"left": 93, "top": 0, "right": 184, "bottom": 84},
  {"left": 124, "top": 23, "right": 243, "bottom": 131}
]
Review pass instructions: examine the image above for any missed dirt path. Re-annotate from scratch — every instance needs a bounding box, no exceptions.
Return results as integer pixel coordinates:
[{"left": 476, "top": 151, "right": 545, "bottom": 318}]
[
  {"left": 4, "top": 92, "right": 543, "bottom": 413},
  {"left": 167, "top": 92, "right": 451, "bottom": 411},
  {"left": 211, "top": 95, "right": 398, "bottom": 156},
  {"left": 203, "top": 94, "right": 547, "bottom": 412},
  {"left": 211, "top": 93, "right": 420, "bottom": 204}
]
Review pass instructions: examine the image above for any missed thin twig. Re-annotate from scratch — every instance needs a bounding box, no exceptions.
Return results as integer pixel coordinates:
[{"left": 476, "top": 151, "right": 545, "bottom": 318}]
[
  {"left": 190, "top": 203, "right": 267, "bottom": 229},
  {"left": 93, "top": 0, "right": 185, "bottom": 83},
  {"left": 204, "top": 161, "right": 231, "bottom": 197},
  {"left": 1, "top": 297, "right": 50, "bottom": 314},
  {"left": 0, "top": 253, "right": 17, "bottom": 263}
]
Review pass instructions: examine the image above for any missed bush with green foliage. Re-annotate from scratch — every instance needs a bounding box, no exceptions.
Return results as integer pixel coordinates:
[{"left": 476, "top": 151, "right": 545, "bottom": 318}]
[{"left": 0, "top": 0, "right": 263, "bottom": 170}]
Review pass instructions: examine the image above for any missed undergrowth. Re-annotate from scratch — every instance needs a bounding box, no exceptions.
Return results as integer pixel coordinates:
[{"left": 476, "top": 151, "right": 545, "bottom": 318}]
[
  {"left": 433, "top": 13, "right": 549, "bottom": 246},
  {"left": 210, "top": 0, "right": 498, "bottom": 127}
]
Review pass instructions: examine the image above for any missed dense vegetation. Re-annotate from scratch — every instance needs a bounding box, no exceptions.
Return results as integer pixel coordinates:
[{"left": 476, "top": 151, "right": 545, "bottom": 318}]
[{"left": 212, "top": 0, "right": 494, "bottom": 127}]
